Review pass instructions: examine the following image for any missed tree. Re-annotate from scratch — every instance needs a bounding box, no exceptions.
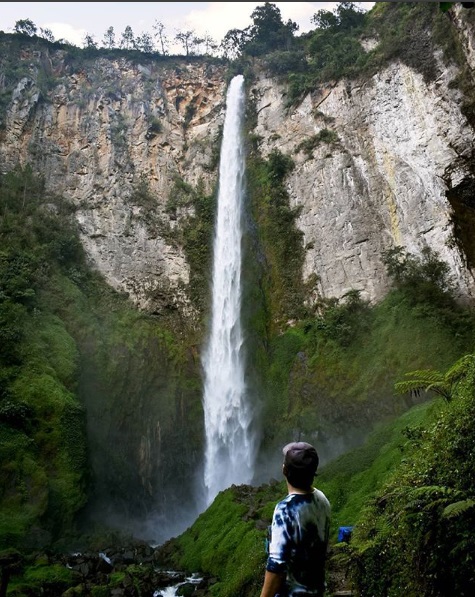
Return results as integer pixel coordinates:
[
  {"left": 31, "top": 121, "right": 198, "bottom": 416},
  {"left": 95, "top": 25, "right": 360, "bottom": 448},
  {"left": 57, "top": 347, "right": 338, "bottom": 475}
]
[
  {"left": 120, "top": 25, "right": 135, "bottom": 50},
  {"left": 103, "top": 26, "right": 116, "bottom": 49},
  {"left": 220, "top": 28, "right": 250, "bottom": 59},
  {"left": 39, "top": 28, "right": 55, "bottom": 43},
  {"left": 13, "top": 19, "right": 37, "bottom": 36},
  {"left": 201, "top": 32, "right": 218, "bottom": 56},
  {"left": 190, "top": 34, "right": 206, "bottom": 55},
  {"left": 152, "top": 20, "right": 169, "bottom": 55},
  {"left": 245, "top": 2, "right": 298, "bottom": 56},
  {"left": 383, "top": 246, "right": 455, "bottom": 300},
  {"left": 394, "top": 354, "right": 475, "bottom": 402},
  {"left": 336, "top": 1, "right": 366, "bottom": 30},
  {"left": 175, "top": 30, "right": 199, "bottom": 56},
  {"left": 311, "top": 8, "right": 339, "bottom": 29},
  {"left": 135, "top": 32, "right": 154, "bottom": 53},
  {"left": 83, "top": 33, "right": 98, "bottom": 49},
  {"left": 312, "top": 1, "right": 366, "bottom": 31}
]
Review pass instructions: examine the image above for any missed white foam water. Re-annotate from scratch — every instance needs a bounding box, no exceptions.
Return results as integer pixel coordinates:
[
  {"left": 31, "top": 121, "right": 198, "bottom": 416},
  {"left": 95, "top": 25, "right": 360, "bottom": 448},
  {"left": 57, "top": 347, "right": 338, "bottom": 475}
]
[{"left": 201, "top": 74, "right": 255, "bottom": 506}]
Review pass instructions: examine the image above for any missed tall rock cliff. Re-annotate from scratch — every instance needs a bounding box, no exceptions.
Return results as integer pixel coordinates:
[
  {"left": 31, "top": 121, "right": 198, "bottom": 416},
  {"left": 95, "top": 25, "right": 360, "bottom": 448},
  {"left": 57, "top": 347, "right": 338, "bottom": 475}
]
[
  {"left": 253, "top": 60, "right": 474, "bottom": 304},
  {"left": 252, "top": 8, "right": 475, "bottom": 307},
  {"left": 1, "top": 42, "right": 228, "bottom": 316},
  {"left": 1, "top": 10, "right": 474, "bottom": 317}
]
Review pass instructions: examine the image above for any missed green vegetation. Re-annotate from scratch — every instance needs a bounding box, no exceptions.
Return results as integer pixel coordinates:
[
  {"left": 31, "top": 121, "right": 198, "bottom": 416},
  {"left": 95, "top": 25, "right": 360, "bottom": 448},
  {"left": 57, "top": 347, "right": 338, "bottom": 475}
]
[
  {"left": 0, "top": 166, "right": 202, "bottom": 550},
  {"left": 254, "top": 243, "right": 475, "bottom": 448},
  {"left": 164, "top": 176, "right": 216, "bottom": 315},
  {"left": 0, "top": 165, "right": 89, "bottom": 548},
  {"left": 317, "top": 400, "right": 440, "bottom": 536},
  {"left": 156, "top": 349, "right": 475, "bottom": 596},
  {"left": 246, "top": 148, "right": 306, "bottom": 332},
  {"left": 7, "top": 567, "right": 77, "bottom": 596},
  {"left": 240, "top": 3, "right": 299, "bottom": 58},
  {"left": 238, "top": 2, "right": 472, "bottom": 109},
  {"left": 295, "top": 129, "right": 340, "bottom": 157},
  {"left": 148, "top": 127, "right": 475, "bottom": 594},
  {"left": 394, "top": 353, "right": 475, "bottom": 402},
  {"left": 2, "top": 3, "right": 475, "bottom": 594},
  {"left": 345, "top": 353, "right": 475, "bottom": 596},
  {"left": 159, "top": 359, "right": 475, "bottom": 596},
  {"left": 160, "top": 484, "right": 280, "bottom": 597}
]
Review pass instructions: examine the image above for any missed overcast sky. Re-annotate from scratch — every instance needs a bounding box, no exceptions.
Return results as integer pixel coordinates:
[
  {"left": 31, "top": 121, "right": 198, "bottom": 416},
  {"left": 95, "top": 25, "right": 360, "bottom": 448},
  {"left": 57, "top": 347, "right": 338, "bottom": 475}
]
[{"left": 0, "top": 2, "right": 375, "bottom": 50}]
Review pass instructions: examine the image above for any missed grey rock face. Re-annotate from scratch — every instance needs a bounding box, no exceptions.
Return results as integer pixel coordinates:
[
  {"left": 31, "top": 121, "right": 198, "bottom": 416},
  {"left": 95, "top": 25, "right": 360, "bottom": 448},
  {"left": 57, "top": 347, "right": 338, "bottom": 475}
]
[
  {"left": 2, "top": 32, "right": 475, "bottom": 314},
  {"left": 1, "top": 54, "right": 227, "bottom": 315},
  {"left": 253, "top": 56, "right": 475, "bottom": 305}
]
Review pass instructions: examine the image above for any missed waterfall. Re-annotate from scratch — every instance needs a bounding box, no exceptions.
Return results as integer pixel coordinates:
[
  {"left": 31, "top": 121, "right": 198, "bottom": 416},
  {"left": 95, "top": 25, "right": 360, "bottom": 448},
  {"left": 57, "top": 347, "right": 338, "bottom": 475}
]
[{"left": 202, "top": 74, "right": 254, "bottom": 506}]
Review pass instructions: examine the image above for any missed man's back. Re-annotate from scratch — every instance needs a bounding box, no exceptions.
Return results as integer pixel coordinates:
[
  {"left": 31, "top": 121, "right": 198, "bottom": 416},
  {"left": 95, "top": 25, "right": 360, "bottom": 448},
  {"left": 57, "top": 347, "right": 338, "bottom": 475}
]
[
  {"left": 259, "top": 442, "right": 331, "bottom": 597},
  {"left": 267, "top": 489, "right": 331, "bottom": 596}
]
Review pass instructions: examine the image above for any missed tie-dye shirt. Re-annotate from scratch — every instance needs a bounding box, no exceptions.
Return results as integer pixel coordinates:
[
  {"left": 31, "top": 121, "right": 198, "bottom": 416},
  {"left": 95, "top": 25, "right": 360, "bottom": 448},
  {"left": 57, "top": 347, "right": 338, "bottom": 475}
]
[{"left": 266, "top": 489, "right": 331, "bottom": 596}]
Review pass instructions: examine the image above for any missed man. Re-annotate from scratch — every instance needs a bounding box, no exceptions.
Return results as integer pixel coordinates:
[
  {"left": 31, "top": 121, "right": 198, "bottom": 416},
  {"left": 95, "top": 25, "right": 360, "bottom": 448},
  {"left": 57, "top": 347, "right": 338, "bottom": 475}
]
[{"left": 259, "top": 441, "right": 331, "bottom": 597}]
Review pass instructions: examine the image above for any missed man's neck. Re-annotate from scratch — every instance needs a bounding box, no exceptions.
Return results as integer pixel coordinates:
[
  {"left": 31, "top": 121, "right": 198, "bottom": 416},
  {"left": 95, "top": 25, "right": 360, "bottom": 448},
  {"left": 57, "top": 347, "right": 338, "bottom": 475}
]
[{"left": 286, "top": 481, "right": 314, "bottom": 495}]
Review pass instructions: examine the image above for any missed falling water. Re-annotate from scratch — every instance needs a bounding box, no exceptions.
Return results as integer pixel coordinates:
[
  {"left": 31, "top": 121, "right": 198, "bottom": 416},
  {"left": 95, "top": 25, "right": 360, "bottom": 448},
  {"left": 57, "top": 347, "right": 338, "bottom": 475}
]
[{"left": 202, "top": 74, "right": 254, "bottom": 506}]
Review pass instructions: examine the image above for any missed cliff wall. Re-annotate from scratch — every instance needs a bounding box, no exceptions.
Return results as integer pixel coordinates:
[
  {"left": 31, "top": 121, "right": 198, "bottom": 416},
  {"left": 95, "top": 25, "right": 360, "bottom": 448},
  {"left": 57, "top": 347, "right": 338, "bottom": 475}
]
[
  {"left": 2, "top": 18, "right": 474, "bottom": 316},
  {"left": 252, "top": 19, "right": 475, "bottom": 306},
  {"left": 1, "top": 46, "right": 227, "bottom": 316}
]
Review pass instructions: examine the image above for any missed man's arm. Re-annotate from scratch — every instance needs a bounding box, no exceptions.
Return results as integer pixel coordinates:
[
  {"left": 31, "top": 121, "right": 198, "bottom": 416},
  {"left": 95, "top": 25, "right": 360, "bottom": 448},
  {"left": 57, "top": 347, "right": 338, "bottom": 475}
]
[{"left": 259, "top": 569, "right": 285, "bottom": 597}]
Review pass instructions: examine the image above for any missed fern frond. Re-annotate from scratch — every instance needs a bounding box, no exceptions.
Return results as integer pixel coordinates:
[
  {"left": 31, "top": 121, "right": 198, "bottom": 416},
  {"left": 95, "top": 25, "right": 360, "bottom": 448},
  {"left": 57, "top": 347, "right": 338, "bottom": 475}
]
[
  {"left": 445, "top": 354, "right": 475, "bottom": 384},
  {"left": 442, "top": 499, "right": 475, "bottom": 519},
  {"left": 394, "top": 369, "right": 452, "bottom": 401},
  {"left": 408, "top": 485, "right": 458, "bottom": 498},
  {"left": 401, "top": 370, "right": 445, "bottom": 382},
  {"left": 394, "top": 380, "right": 427, "bottom": 396},
  {"left": 424, "top": 382, "right": 451, "bottom": 400},
  {"left": 422, "top": 498, "right": 460, "bottom": 512},
  {"left": 404, "top": 486, "right": 462, "bottom": 512},
  {"left": 374, "top": 516, "right": 392, "bottom": 538}
]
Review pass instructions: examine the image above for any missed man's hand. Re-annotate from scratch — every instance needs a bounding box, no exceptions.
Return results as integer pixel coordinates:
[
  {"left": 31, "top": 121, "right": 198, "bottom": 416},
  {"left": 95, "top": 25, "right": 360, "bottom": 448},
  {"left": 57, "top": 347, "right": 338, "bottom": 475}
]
[{"left": 259, "top": 569, "right": 285, "bottom": 597}]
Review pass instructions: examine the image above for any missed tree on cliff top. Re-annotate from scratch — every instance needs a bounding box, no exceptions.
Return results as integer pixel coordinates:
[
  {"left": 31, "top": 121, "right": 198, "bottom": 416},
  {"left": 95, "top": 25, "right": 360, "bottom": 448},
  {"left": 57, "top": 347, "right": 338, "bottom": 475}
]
[{"left": 13, "top": 19, "right": 37, "bottom": 37}]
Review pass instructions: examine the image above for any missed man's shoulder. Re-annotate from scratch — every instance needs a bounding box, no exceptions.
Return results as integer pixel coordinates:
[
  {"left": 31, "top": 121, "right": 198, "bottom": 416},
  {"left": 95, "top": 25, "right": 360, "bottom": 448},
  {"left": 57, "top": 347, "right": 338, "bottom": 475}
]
[
  {"left": 313, "top": 488, "right": 331, "bottom": 505},
  {"left": 275, "top": 490, "right": 330, "bottom": 513},
  {"left": 275, "top": 493, "right": 294, "bottom": 510},
  {"left": 312, "top": 489, "right": 331, "bottom": 516}
]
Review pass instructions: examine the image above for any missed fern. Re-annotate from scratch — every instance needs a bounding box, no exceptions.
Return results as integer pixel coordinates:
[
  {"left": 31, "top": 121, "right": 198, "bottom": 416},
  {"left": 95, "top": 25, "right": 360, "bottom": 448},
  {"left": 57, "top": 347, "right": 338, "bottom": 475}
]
[
  {"left": 394, "top": 354, "right": 475, "bottom": 402},
  {"left": 401, "top": 486, "right": 475, "bottom": 522},
  {"left": 445, "top": 354, "right": 475, "bottom": 383},
  {"left": 442, "top": 499, "right": 475, "bottom": 519}
]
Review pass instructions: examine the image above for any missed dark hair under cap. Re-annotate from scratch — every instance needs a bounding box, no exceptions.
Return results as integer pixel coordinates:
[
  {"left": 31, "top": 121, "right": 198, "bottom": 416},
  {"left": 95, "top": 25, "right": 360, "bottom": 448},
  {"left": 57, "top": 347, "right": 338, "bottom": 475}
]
[{"left": 283, "top": 441, "right": 319, "bottom": 474}]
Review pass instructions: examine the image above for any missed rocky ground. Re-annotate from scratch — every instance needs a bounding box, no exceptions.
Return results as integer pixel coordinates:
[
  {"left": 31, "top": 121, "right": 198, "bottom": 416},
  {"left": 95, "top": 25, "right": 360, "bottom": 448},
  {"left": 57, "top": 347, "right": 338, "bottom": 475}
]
[
  {"left": 1, "top": 540, "right": 215, "bottom": 596},
  {"left": 2, "top": 534, "right": 356, "bottom": 596}
]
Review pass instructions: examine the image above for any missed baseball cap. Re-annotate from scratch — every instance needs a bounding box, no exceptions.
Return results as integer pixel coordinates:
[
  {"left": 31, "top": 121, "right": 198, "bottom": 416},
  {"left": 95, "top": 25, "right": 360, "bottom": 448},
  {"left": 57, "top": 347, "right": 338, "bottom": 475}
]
[{"left": 283, "top": 441, "right": 319, "bottom": 473}]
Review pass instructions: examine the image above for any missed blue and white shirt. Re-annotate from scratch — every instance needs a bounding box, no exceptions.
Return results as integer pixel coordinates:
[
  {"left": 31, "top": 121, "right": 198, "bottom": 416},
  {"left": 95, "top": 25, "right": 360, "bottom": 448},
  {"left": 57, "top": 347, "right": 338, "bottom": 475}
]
[{"left": 266, "top": 489, "right": 331, "bottom": 596}]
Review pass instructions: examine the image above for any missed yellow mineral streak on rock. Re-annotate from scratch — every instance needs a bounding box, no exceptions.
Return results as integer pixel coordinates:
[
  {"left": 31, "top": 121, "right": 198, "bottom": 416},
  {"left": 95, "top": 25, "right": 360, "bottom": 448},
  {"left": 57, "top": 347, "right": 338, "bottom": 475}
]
[{"left": 381, "top": 150, "right": 401, "bottom": 246}]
